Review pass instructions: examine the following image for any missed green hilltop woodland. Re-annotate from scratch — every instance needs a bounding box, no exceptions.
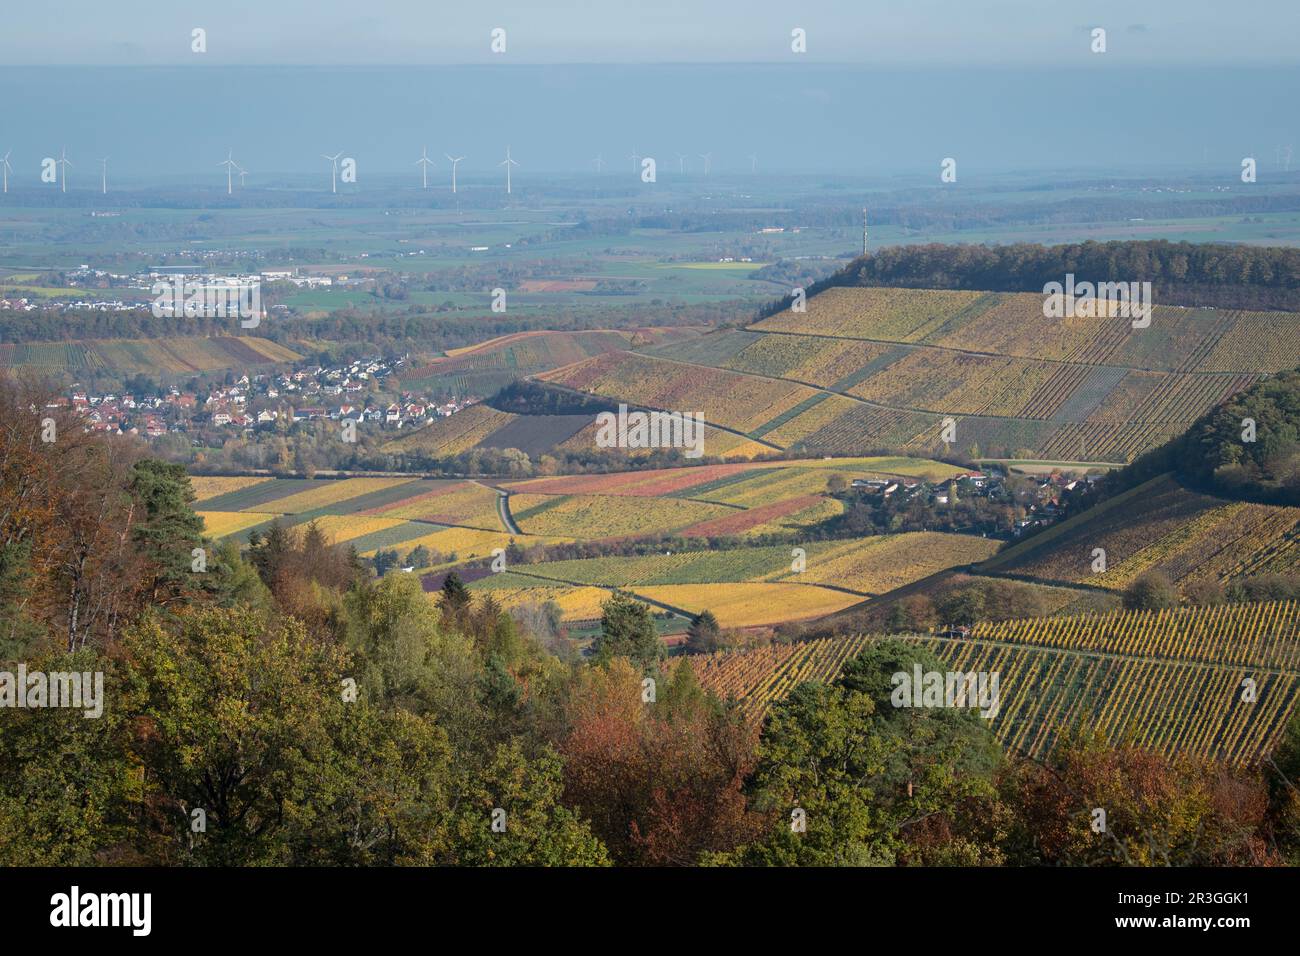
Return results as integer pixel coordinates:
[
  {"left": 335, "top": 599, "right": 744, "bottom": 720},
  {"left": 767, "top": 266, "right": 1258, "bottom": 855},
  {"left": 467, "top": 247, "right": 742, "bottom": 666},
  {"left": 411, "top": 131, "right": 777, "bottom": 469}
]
[
  {"left": 764, "top": 240, "right": 1300, "bottom": 313},
  {"left": 4, "top": 379, "right": 1300, "bottom": 867},
  {"left": 1050, "top": 369, "right": 1300, "bottom": 511},
  {"left": 1134, "top": 369, "right": 1300, "bottom": 502}
]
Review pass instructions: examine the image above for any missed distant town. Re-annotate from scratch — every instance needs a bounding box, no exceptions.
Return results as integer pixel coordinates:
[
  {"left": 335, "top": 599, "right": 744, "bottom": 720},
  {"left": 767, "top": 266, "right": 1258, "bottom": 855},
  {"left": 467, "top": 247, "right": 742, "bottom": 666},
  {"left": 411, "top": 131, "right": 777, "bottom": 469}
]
[{"left": 46, "top": 355, "right": 477, "bottom": 441}]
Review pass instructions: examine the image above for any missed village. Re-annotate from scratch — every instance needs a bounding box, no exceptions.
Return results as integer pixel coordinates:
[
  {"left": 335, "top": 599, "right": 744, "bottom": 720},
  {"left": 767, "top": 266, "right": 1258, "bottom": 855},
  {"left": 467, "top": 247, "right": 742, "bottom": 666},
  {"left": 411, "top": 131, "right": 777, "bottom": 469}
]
[
  {"left": 845, "top": 466, "right": 1101, "bottom": 539},
  {"left": 46, "top": 354, "right": 479, "bottom": 441}
]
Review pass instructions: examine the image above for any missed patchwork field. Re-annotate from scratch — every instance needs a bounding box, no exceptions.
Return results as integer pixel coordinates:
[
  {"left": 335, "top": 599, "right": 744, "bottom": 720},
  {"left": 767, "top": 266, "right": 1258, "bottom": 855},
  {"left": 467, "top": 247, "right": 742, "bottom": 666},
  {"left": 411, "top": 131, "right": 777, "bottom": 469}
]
[
  {"left": 498, "top": 457, "right": 958, "bottom": 542},
  {"left": 485, "top": 531, "right": 997, "bottom": 626},
  {"left": 193, "top": 457, "right": 996, "bottom": 630},
  {"left": 193, "top": 475, "right": 528, "bottom": 562},
  {"left": 687, "top": 601, "right": 1300, "bottom": 764}
]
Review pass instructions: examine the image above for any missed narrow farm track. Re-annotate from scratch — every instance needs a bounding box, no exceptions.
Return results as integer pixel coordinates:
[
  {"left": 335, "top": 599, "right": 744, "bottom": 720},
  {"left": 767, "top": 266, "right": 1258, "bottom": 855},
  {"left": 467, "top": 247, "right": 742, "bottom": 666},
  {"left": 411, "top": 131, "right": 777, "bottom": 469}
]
[{"left": 474, "top": 481, "right": 522, "bottom": 535}]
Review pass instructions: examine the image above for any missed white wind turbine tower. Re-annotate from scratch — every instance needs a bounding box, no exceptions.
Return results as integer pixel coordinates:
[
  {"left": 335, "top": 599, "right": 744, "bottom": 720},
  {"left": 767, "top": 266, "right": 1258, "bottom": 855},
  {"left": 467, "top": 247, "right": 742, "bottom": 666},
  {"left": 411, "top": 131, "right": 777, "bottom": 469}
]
[
  {"left": 322, "top": 151, "right": 343, "bottom": 193},
  {"left": 237, "top": 164, "right": 248, "bottom": 188},
  {"left": 698, "top": 152, "right": 712, "bottom": 177},
  {"left": 748, "top": 154, "right": 758, "bottom": 174},
  {"left": 218, "top": 149, "right": 239, "bottom": 195},
  {"left": 592, "top": 154, "right": 604, "bottom": 174},
  {"left": 56, "top": 147, "right": 72, "bottom": 193},
  {"left": 99, "top": 156, "right": 109, "bottom": 194},
  {"left": 498, "top": 146, "right": 519, "bottom": 195},
  {"left": 445, "top": 154, "right": 464, "bottom": 193},
  {"left": 674, "top": 152, "right": 687, "bottom": 174},
  {"left": 1, "top": 151, "right": 12, "bottom": 194},
  {"left": 415, "top": 146, "right": 435, "bottom": 189}
]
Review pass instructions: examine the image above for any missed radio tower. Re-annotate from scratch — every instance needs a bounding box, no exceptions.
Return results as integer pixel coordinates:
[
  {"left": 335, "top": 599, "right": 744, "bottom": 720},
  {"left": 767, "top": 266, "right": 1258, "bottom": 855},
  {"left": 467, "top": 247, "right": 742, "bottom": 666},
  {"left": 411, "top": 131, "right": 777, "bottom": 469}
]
[{"left": 862, "top": 207, "right": 869, "bottom": 257}]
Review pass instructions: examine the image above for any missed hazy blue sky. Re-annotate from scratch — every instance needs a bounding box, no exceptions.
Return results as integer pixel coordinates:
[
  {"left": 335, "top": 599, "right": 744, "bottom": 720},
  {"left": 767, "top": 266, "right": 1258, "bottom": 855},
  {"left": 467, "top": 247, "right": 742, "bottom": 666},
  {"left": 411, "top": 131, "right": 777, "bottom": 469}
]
[
  {"left": 1, "top": 63, "right": 1295, "bottom": 178},
  {"left": 2, "top": 1, "right": 1297, "bottom": 66},
  {"left": 1, "top": 2, "right": 1296, "bottom": 181}
]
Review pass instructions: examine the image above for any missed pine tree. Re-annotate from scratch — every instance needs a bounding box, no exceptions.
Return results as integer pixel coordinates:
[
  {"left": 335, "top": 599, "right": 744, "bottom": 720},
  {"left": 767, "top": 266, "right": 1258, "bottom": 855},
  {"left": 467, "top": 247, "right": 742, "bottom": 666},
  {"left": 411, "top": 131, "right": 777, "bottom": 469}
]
[
  {"left": 440, "top": 571, "right": 471, "bottom": 614},
  {"left": 595, "top": 592, "right": 662, "bottom": 666},
  {"left": 127, "top": 459, "right": 206, "bottom": 604},
  {"left": 686, "top": 609, "right": 722, "bottom": 654}
]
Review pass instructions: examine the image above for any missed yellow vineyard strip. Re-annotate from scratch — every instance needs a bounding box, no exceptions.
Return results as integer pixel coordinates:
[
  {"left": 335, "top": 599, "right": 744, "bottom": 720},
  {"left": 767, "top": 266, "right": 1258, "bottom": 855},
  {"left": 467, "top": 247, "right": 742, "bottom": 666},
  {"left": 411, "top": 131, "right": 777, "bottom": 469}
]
[
  {"left": 191, "top": 475, "right": 272, "bottom": 502},
  {"left": 198, "top": 510, "right": 276, "bottom": 538}
]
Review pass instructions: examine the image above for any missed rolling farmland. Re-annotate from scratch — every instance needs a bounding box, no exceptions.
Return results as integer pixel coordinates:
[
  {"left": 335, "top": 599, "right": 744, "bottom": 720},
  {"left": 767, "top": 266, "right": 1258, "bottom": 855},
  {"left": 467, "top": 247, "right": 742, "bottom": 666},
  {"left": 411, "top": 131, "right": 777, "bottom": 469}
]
[
  {"left": 193, "top": 475, "right": 527, "bottom": 561},
  {"left": 487, "top": 532, "right": 997, "bottom": 626},
  {"left": 688, "top": 601, "right": 1300, "bottom": 764},
  {"left": 193, "top": 458, "right": 1001, "bottom": 629},
  {"left": 506, "top": 286, "right": 1300, "bottom": 462}
]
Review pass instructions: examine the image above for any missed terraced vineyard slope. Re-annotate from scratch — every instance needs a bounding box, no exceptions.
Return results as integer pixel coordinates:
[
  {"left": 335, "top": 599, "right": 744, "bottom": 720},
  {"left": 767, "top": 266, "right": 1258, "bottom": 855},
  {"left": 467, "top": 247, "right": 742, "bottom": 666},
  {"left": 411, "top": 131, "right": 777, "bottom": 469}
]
[
  {"left": 688, "top": 601, "right": 1300, "bottom": 764},
  {"left": 522, "top": 286, "right": 1300, "bottom": 462},
  {"left": 979, "top": 472, "right": 1300, "bottom": 594}
]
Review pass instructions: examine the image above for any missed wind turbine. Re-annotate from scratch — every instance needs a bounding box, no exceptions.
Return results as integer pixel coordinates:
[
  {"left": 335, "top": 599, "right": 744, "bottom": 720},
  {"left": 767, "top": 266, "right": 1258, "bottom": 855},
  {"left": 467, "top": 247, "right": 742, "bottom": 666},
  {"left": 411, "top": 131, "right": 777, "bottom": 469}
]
[
  {"left": 415, "top": 146, "right": 435, "bottom": 189},
  {"left": 498, "top": 146, "right": 519, "bottom": 195},
  {"left": 592, "top": 154, "right": 604, "bottom": 174},
  {"left": 445, "top": 154, "right": 464, "bottom": 193},
  {"left": 698, "top": 152, "right": 712, "bottom": 177},
  {"left": 748, "top": 153, "right": 758, "bottom": 174},
  {"left": 629, "top": 148, "right": 640, "bottom": 174},
  {"left": 56, "top": 147, "right": 72, "bottom": 193},
  {"left": 322, "top": 151, "right": 343, "bottom": 193},
  {"left": 1, "top": 151, "right": 12, "bottom": 194},
  {"left": 237, "top": 164, "right": 248, "bottom": 188},
  {"left": 99, "top": 156, "right": 109, "bottom": 194},
  {"left": 674, "top": 152, "right": 687, "bottom": 174},
  {"left": 218, "top": 149, "right": 239, "bottom": 195}
]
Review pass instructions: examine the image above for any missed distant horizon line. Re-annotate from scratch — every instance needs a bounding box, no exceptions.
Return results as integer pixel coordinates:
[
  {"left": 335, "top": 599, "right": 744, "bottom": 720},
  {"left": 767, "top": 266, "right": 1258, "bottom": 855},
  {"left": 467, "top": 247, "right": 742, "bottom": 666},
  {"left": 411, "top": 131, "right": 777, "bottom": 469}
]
[{"left": 2, "top": 60, "right": 1298, "bottom": 70}]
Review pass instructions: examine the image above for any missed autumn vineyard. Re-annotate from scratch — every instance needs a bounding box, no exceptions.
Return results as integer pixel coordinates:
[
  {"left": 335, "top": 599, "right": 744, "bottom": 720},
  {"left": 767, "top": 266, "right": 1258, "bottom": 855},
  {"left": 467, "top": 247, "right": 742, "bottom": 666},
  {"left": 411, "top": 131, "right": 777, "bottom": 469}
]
[{"left": 687, "top": 601, "right": 1300, "bottom": 764}]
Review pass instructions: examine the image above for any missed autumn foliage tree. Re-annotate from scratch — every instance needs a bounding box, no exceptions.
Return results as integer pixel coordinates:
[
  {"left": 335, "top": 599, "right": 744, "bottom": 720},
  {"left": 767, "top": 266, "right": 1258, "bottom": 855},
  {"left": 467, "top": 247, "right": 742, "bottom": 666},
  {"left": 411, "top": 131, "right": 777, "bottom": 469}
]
[
  {"left": 559, "top": 658, "right": 761, "bottom": 864},
  {"left": 999, "top": 733, "right": 1278, "bottom": 866}
]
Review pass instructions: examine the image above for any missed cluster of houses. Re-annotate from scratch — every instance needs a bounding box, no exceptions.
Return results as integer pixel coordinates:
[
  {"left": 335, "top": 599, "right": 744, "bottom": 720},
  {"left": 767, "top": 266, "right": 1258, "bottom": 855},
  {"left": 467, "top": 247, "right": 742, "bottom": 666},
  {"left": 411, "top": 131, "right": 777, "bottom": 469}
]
[
  {"left": 849, "top": 468, "right": 1103, "bottom": 535},
  {"left": 50, "top": 389, "right": 191, "bottom": 438},
  {"left": 850, "top": 469, "right": 1002, "bottom": 506},
  {"left": 1012, "top": 471, "right": 1103, "bottom": 534},
  {"left": 53, "top": 356, "right": 477, "bottom": 440}
]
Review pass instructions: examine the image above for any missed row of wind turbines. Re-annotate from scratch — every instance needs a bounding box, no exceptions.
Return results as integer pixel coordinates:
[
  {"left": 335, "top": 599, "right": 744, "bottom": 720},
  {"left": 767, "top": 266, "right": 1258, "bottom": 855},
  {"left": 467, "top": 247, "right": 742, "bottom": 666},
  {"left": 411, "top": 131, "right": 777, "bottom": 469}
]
[
  {"left": 8, "top": 144, "right": 1294, "bottom": 195},
  {"left": 0, "top": 145, "right": 754, "bottom": 195},
  {"left": 0, "top": 148, "right": 108, "bottom": 194}
]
